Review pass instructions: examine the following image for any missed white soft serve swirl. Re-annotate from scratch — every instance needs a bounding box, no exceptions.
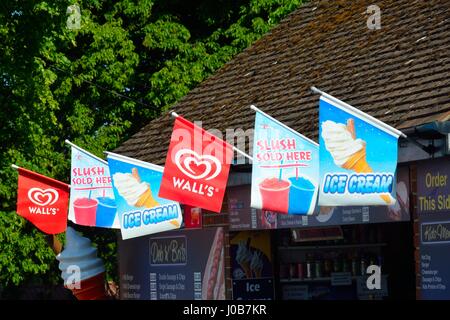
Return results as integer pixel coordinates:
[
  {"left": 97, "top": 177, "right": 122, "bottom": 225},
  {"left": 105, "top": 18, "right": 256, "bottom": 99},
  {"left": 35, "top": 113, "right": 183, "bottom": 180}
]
[
  {"left": 112, "top": 172, "right": 149, "bottom": 206},
  {"left": 56, "top": 227, "right": 105, "bottom": 283},
  {"left": 250, "top": 251, "right": 264, "bottom": 270},
  {"left": 235, "top": 241, "right": 252, "bottom": 264},
  {"left": 321, "top": 120, "right": 365, "bottom": 166}
]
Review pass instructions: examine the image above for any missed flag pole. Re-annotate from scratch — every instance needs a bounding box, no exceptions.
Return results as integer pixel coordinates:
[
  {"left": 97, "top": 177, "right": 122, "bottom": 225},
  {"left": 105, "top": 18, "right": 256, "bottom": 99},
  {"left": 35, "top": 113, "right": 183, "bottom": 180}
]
[
  {"left": 46, "top": 235, "right": 63, "bottom": 255},
  {"left": 65, "top": 139, "right": 108, "bottom": 165},
  {"left": 310, "top": 86, "right": 323, "bottom": 95},
  {"left": 11, "top": 163, "right": 63, "bottom": 255},
  {"left": 170, "top": 112, "right": 253, "bottom": 162},
  {"left": 250, "top": 105, "right": 319, "bottom": 146},
  {"left": 310, "top": 86, "right": 407, "bottom": 138}
]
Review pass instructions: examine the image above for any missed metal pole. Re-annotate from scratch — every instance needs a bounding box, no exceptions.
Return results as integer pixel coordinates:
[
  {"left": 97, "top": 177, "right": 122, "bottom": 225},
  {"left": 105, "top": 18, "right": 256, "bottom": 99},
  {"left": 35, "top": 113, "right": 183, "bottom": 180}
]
[
  {"left": 310, "top": 86, "right": 407, "bottom": 138},
  {"left": 170, "top": 111, "right": 253, "bottom": 161}
]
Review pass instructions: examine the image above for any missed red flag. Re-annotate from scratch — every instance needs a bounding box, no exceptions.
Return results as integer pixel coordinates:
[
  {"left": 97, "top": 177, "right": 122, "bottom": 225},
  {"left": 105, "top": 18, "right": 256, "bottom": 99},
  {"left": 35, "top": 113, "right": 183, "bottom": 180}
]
[
  {"left": 16, "top": 167, "right": 70, "bottom": 234},
  {"left": 159, "top": 116, "right": 233, "bottom": 213}
]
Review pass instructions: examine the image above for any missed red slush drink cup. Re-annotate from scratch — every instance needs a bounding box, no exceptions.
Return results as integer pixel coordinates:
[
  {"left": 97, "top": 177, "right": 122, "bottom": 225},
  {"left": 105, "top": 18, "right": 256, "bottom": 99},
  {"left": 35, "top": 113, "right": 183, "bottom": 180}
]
[
  {"left": 74, "top": 197, "right": 98, "bottom": 226},
  {"left": 259, "top": 178, "right": 291, "bottom": 213}
]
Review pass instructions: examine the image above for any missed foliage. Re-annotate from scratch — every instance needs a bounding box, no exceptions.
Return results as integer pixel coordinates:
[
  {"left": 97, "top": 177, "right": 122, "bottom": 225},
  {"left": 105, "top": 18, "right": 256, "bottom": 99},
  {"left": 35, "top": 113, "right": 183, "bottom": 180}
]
[{"left": 0, "top": 0, "right": 303, "bottom": 295}]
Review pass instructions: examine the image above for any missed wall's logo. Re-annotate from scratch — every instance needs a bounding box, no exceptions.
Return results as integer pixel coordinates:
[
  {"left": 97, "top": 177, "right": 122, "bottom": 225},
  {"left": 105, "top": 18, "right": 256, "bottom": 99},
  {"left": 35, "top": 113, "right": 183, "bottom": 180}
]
[
  {"left": 174, "top": 149, "right": 221, "bottom": 181},
  {"left": 28, "top": 188, "right": 59, "bottom": 206}
]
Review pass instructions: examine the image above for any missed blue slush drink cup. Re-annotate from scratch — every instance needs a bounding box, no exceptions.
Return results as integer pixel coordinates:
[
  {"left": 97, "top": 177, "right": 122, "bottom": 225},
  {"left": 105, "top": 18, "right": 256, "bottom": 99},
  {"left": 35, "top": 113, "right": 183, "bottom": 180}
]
[
  {"left": 288, "top": 176, "right": 315, "bottom": 214},
  {"left": 95, "top": 197, "right": 117, "bottom": 227}
]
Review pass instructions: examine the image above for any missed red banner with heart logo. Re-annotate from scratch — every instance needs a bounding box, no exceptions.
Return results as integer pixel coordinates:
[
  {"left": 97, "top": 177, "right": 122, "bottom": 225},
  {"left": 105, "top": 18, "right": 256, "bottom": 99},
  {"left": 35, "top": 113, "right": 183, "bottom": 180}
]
[
  {"left": 159, "top": 116, "right": 233, "bottom": 213},
  {"left": 16, "top": 167, "right": 70, "bottom": 234}
]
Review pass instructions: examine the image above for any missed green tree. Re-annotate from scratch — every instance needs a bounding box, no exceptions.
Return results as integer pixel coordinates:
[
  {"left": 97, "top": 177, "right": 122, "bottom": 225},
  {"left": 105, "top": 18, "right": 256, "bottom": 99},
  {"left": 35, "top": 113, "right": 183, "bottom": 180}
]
[{"left": 0, "top": 0, "right": 303, "bottom": 298}]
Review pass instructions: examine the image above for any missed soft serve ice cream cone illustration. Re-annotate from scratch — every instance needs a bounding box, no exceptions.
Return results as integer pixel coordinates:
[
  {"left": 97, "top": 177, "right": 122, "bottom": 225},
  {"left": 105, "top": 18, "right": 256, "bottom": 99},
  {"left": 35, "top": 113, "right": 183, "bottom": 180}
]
[
  {"left": 56, "top": 227, "right": 107, "bottom": 300},
  {"left": 250, "top": 250, "right": 264, "bottom": 278},
  {"left": 321, "top": 118, "right": 392, "bottom": 204},
  {"left": 113, "top": 168, "right": 159, "bottom": 208},
  {"left": 113, "top": 168, "right": 181, "bottom": 227},
  {"left": 236, "top": 239, "right": 253, "bottom": 278}
]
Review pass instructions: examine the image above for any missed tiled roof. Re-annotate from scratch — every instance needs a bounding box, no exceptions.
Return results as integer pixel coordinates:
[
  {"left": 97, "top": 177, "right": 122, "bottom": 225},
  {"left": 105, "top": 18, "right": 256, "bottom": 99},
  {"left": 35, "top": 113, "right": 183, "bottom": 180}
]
[{"left": 115, "top": 0, "right": 450, "bottom": 165}]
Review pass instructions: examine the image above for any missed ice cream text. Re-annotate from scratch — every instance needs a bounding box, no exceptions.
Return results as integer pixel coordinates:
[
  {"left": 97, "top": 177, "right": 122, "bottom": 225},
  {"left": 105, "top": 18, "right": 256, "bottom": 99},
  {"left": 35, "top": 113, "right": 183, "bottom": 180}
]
[
  {"left": 323, "top": 173, "right": 394, "bottom": 194},
  {"left": 122, "top": 204, "right": 179, "bottom": 229}
]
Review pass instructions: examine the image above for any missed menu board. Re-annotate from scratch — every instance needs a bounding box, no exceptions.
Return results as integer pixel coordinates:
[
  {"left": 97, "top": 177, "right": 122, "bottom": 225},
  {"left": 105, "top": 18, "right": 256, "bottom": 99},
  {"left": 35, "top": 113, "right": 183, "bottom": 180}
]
[
  {"left": 119, "top": 227, "right": 225, "bottom": 300},
  {"left": 417, "top": 157, "right": 450, "bottom": 299},
  {"left": 228, "top": 185, "right": 260, "bottom": 230},
  {"left": 230, "top": 231, "right": 274, "bottom": 300},
  {"left": 228, "top": 166, "right": 410, "bottom": 230}
]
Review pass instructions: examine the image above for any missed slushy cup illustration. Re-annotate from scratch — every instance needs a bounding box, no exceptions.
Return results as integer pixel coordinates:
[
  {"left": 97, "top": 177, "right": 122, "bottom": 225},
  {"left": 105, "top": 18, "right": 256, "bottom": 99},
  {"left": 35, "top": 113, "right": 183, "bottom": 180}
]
[
  {"left": 288, "top": 176, "right": 315, "bottom": 214},
  {"left": 251, "top": 109, "right": 319, "bottom": 215},
  {"left": 321, "top": 118, "right": 392, "bottom": 204},
  {"left": 56, "top": 227, "right": 107, "bottom": 300},
  {"left": 113, "top": 168, "right": 159, "bottom": 208},
  {"left": 95, "top": 196, "right": 117, "bottom": 227},
  {"left": 259, "top": 178, "right": 291, "bottom": 213},
  {"left": 74, "top": 197, "right": 98, "bottom": 226}
]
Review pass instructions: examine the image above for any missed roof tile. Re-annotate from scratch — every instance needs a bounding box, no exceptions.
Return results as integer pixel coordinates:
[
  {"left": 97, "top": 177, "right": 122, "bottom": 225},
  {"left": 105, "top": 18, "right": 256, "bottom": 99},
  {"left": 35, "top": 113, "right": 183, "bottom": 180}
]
[{"left": 115, "top": 0, "right": 450, "bottom": 165}]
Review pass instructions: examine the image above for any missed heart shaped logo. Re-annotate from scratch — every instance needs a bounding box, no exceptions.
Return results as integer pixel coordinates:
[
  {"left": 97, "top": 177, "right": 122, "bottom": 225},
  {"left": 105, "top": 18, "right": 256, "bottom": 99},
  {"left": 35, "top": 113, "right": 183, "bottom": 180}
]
[
  {"left": 174, "top": 149, "right": 222, "bottom": 181},
  {"left": 28, "top": 188, "right": 59, "bottom": 206}
]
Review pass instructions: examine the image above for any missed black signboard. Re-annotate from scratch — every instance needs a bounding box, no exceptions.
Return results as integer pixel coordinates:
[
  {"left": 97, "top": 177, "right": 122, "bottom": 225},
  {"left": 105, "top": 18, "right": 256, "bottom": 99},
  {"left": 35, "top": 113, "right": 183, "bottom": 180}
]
[
  {"left": 149, "top": 236, "right": 187, "bottom": 266},
  {"left": 232, "top": 278, "right": 274, "bottom": 300},
  {"left": 417, "top": 157, "right": 450, "bottom": 299},
  {"left": 119, "top": 227, "right": 225, "bottom": 300},
  {"left": 229, "top": 231, "right": 274, "bottom": 300}
]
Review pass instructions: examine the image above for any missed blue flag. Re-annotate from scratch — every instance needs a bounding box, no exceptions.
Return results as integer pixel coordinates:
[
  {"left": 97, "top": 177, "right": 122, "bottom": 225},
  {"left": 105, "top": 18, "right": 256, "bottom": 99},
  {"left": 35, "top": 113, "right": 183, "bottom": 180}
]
[
  {"left": 251, "top": 106, "right": 319, "bottom": 215},
  {"left": 318, "top": 93, "right": 404, "bottom": 206},
  {"left": 107, "top": 152, "right": 183, "bottom": 240}
]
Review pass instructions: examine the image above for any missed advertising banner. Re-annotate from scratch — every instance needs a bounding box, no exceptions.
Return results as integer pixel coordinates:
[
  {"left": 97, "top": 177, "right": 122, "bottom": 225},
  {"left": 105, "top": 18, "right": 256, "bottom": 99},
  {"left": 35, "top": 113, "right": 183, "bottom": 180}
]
[
  {"left": 119, "top": 227, "right": 225, "bottom": 300},
  {"left": 251, "top": 107, "right": 319, "bottom": 215},
  {"left": 230, "top": 231, "right": 274, "bottom": 300},
  {"left": 228, "top": 166, "right": 410, "bottom": 230},
  {"left": 318, "top": 95, "right": 403, "bottom": 206},
  {"left": 417, "top": 157, "right": 450, "bottom": 299},
  {"left": 16, "top": 167, "right": 69, "bottom": 234},
  {"left": 68, "top": 142, "right": 119, "bottom": 228},
  {"left": 107, "top": 152, "right": 183, "bottom": 240},
  {"left": 159, "top": 116, "right": 233, "bottom": 213}
]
